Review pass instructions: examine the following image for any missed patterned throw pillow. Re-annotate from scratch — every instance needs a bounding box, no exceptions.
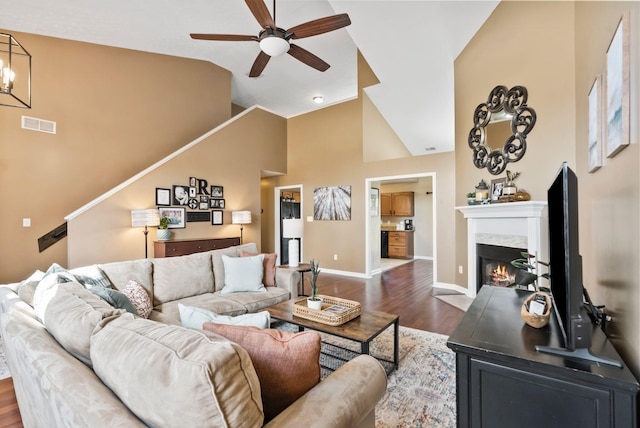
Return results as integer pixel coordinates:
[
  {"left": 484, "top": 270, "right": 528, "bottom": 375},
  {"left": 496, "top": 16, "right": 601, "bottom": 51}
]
[{"left": 121, "top": 280, "right": 153, "bottom": 318}]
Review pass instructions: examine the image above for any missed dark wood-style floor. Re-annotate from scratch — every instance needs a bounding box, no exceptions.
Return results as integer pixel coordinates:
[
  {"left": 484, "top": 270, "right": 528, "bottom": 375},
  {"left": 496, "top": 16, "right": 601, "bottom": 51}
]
[{"left": 0, "top": 259, "right": 465, "bottom": 427}]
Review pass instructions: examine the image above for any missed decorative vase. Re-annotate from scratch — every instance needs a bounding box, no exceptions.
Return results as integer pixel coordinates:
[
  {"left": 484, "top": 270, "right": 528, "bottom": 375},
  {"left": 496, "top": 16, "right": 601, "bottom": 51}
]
[
  {"left": 307, "top": 297, "right": 323, "bottom": 310},
  {"left": 503, "top": 182, "right": 517, "bottom": 196},
  {"left": 157, "top": 229, "right": 171, "bottom": 241},
  {"left": 515, "top": 190, "right": 531, "bottom": 201}
]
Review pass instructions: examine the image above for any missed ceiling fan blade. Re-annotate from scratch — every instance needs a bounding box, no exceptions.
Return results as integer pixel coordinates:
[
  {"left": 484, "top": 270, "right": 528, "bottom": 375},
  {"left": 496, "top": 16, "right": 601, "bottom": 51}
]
[
  {"left": 287, "top": 13, "right": 351, "bottom": 39},
  {"left": 245, "top": 0, "right": 275, "bottom": 29},
  {"left": 190, "top": 34, "right": 256, "bottom": 42},
  {"left": 249, "top": 51, "right": 271, "bottom": 77},
  {"left": 288, "top": 44, "right": 330, "bottom": 72}
]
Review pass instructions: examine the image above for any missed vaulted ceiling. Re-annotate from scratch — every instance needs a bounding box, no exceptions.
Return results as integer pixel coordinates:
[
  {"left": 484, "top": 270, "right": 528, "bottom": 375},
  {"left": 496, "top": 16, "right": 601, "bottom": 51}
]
[{"left": 0, "top": 0, "right": 498, "bottom": 155}]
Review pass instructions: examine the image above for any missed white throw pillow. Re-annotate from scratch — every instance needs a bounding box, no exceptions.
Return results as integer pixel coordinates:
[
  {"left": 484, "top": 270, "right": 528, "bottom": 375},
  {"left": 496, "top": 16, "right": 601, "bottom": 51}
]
[
  {"left": 220, "top": 254, "right": 266, "bottom": 294},
  {"left": 178, "top": 304, "right": 270, "bottom": 329}
]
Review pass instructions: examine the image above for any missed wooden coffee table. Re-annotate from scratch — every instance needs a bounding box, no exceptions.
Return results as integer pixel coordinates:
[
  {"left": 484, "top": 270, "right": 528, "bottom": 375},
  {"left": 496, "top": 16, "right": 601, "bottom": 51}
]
[{"left": 267, "top": 299, "right": 399, "bottom": 373}]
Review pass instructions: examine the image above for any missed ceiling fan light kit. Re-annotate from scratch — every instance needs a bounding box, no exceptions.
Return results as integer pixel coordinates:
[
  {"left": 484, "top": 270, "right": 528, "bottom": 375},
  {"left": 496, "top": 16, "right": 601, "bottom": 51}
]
[
  {"left": 259, "top": 34, "right": 289, "bottom": 57},
  {"left": 190, "top": 0, "right": 351, "bottom": 77}
]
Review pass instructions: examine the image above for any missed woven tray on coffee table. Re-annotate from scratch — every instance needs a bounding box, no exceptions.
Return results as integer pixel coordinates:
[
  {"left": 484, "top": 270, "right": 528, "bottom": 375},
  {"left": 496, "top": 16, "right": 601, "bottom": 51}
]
[{"left": 292, "top": 295, "right": 361, "bottom": 326}]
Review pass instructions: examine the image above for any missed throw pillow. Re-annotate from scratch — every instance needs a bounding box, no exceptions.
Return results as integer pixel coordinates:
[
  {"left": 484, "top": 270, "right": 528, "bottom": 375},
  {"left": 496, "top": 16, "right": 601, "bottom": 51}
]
[
  {"left": 70, "top": 265, "right": 114, "bottom": 289},
  {"left": 202, "top": 323, "right": 321, "bottom": 422},
  {"left": 121, "top": 280, "right": 153, "bottom": 318},
  {"left": 90, "top": 287, "right": 139, "bottom": 316},
  {"left": 17, "top": 269, "right": 45, "bottom": 306},
  {"left": 220, "top": 254, "right": 266, "bottom": 294},
  {"left": 178, "top": 303, "right": 270, "bottom": 329},
  {"left": 240, "top": 251, "right": 277, "bottom": 286}
]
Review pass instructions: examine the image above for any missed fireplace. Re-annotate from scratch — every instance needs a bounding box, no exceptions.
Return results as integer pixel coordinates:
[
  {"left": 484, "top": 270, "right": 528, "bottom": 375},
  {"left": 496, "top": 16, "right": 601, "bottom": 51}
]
[{"left": 476, "top": 244, "right": 526, "bottom": 292}]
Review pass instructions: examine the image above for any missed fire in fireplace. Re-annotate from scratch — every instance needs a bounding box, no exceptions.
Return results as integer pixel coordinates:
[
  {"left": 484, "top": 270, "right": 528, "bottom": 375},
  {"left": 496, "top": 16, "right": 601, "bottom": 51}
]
[{"left": 476, "top": 244, "right": 526, "bottom": 292}]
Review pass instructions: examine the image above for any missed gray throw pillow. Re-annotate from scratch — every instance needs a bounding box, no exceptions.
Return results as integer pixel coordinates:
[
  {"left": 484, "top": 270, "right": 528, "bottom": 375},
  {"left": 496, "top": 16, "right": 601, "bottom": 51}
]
[{"left": 90, "top": 287, "right": 138, "bottom": 316}]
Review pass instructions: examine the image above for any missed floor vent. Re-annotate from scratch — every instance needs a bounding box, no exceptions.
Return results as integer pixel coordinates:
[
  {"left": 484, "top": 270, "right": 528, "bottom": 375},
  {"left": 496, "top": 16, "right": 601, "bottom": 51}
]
[{"left": 22, "top": 116, "right": 57, "bottom": 134}]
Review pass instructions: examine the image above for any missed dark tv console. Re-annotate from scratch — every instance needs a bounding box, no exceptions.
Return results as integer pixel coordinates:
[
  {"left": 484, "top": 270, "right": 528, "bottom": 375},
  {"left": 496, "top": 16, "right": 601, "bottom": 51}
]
[{"left": 447, "top": 286, "right": 639, "bottom": 428}]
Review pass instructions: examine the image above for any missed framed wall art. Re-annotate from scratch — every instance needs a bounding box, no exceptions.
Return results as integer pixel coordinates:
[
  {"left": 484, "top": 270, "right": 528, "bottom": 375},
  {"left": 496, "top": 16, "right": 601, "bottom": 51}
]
[
  {"left": 314, "top": 185, "right": 351, "bottom": 220},
  {"left": 210, "top": 199, "right": 225, "bottom": 209},
  {"left": 156, "top": 188, "right": 171, "bottom": 206},
  {"left": 158, "top": 207, "right": 186, "bottom": 228},
  {"left": 212, "top": 210, "right": 223, "bottom": 225},
  {"left": 588, "top": 75, "right": 603, "bottom": 173},
  {"left": 172, "top": 185, "right": 189, "bottom": 206},
  {"left": 370, "top": 188, "right": 379, "bottom": 217},
  {"left": 605, "top": 11, "right": 630, "bottom": 158},
  {"left": 490, "top": 178, "right": 506, "bottom": 202},
  {"left": 210, "top": 185, "right": 224, "bottom": 198}
]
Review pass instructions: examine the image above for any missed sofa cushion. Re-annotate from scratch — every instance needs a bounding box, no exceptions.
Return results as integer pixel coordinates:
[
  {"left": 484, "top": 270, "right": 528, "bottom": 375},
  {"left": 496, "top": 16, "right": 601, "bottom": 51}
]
[
  {"left": 202, "top": 323, "right": 321, "bottom": 422},
  {"left": 152, "top": 252, "right": 214, "bottom": 305},
  {"left": 211, "top": 243, "right": 259, "bottom": 292},
  {"left": 151, "top": 293, "right": 247, "bottom": 325},
  {"left": 179, "top": 303, "right": 270, "bottom": 329},
  {"left": 221, "top": 254, "right": 266, "bottom": 294},
  {"left": 100, "top": 259, "right": 154, "bottom": 303},
  {"left": 91, "top": 315, "right": 264, "bottom": 428},
  {"left": 240, "top": 251, "right": 277, "bottom": 286},
  {"left": 219, "top": 287, "right": 289, "bottom": 314},
  {"left": 121, "top": 280, "right": 153, "bottom": 318},
  {"left": 33, "top": 280, "right": 124, "bottom": 366}
]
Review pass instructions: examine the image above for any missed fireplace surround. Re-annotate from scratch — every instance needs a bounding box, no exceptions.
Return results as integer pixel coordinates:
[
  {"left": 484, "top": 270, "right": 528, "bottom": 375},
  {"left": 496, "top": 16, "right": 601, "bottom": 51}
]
[{"left": 457, "top": 201, "right": 548, "bottom": 297}]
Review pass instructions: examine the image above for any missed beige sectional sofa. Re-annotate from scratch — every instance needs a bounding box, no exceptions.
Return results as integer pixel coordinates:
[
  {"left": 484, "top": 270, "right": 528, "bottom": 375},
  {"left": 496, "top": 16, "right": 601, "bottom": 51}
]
[{"left": 0, "top": 243, "right": 387, "bottom": 427}]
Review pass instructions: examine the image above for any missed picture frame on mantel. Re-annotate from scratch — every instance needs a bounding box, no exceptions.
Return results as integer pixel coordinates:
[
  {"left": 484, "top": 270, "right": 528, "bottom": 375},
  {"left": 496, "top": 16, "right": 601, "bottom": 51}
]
[
  {"left": 490, "top": 178, "right": 506, "bottom": 202},
  {"left": 588, "top": 75, "right": 603, "bottom": 173},
  {"left": 605, "top": 11, "right": 630, "bottom": 158}
]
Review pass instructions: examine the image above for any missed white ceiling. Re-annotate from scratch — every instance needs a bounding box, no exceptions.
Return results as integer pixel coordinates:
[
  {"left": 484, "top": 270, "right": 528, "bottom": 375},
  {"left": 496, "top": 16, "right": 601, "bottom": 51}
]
[{"left": 0, "top": 0, "right": 498, "bottom": 155}]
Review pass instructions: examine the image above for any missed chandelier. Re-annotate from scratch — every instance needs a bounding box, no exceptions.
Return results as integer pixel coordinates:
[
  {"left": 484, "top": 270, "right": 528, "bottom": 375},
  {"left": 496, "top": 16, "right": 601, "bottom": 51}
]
[{"left": 0, "top": 33, "right": 31, "bottom": 108}]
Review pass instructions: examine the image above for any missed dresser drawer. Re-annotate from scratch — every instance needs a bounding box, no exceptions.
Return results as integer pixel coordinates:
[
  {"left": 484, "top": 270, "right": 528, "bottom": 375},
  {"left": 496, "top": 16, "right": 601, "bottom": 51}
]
[{"left": 154, "top": 237, "right": 240, "bottom": 257}]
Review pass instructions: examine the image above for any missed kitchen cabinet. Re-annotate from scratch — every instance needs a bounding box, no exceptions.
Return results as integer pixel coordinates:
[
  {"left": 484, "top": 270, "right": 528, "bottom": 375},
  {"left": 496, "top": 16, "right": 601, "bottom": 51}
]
[
  {"left": 388, "top": 231, "right": 414, "bottom": 259},
  {"left": 380, "top": 192, "right": 414, "bottom": 216}
]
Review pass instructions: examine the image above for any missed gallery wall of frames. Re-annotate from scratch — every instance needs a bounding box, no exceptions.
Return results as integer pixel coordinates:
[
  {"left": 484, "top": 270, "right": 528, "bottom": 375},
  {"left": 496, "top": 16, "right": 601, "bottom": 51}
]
[{"left": 155, "top": 176, "right": 226, "bottom": 228}]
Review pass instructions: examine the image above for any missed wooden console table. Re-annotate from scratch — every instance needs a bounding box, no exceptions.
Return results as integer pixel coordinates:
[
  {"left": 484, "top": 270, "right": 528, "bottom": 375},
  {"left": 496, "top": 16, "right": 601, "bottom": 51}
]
[
  {"left": 153, "top": 237, "right": 240, "bottom": 258},
  {"left": 447, "top": 286, "right": 639, "bottom": 428}
]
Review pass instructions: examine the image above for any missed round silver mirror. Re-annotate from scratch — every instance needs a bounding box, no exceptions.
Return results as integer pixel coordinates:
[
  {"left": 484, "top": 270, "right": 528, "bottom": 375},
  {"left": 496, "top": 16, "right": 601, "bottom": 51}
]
[{"left": 468, "top": 85, "right": 536, "bottom": 175}]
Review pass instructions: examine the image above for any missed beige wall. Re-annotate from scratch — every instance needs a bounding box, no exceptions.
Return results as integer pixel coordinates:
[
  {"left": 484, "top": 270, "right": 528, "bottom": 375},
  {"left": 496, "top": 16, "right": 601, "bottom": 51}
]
[
  {"left": 454, "top": 1, "right": 576, "bottom": 290},
  {"left": 67, "top": 108, "right": 287, "bottom": 267},
  {"left": 575, "top": 1, "right": 640, "bottom": 375},
  {"left": 269, "top": 53, "right": 457, "bottom": 285},
  {"left": 0, "top": 30, "right": 232, "bottom": 283}
]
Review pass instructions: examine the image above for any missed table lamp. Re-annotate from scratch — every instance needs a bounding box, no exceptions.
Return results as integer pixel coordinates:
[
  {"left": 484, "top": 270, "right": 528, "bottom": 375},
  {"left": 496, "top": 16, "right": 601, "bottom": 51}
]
[{"left": 282, "top": 218, "right": 303, "bottom": 267}]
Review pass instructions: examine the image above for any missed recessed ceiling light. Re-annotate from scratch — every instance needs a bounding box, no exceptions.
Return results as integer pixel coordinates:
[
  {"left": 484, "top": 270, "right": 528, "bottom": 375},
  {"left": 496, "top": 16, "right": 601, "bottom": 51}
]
[
  {"left": 425, "top": 147, "right": 436, "bottom": 151},
  {"left": 313, "top": 96, "right": 324, "bottom": 104}
]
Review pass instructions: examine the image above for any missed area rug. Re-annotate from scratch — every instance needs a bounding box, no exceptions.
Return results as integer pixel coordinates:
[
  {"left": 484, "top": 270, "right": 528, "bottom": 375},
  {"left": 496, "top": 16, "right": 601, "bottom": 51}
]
[{"left": 275, "top": 322, "right": 457, "bottom": 427}]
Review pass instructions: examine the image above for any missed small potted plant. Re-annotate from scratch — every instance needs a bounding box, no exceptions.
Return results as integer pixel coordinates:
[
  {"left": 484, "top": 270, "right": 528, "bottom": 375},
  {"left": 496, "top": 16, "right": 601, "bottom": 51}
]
[
  {"left": 157, "top": 215, "right": 171, "bottom": 241},
  {"left": 466, "top": 192, "right": 476, "bottom": 205},
  {"left": 307, "top": 259, "right": 323, "bottom": 310}
]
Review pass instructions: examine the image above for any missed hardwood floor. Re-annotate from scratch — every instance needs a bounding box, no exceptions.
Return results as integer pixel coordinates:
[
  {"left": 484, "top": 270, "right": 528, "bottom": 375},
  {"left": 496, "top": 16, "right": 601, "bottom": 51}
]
[{"left": 0, "top": 259, "right": 465, "bottom": 427}]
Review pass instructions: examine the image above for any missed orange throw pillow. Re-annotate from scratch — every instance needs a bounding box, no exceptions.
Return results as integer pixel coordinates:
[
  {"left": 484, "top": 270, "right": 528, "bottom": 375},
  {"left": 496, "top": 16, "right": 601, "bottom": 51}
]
[
  {"left": 240, "top": 251, "right": 277, "bottom": 286},
  {"left": 203, "top": 323, "right": 321, "bottom": 422}
]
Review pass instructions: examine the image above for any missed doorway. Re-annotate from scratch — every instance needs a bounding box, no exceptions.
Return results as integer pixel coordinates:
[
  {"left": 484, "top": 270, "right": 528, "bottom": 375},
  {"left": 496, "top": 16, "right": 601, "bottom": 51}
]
[
  {"left": 274, "top": 185, "right": 303, "bottom": 265},
  {"left": 365, "top": 173, "right": 436, "bottom": 281}
]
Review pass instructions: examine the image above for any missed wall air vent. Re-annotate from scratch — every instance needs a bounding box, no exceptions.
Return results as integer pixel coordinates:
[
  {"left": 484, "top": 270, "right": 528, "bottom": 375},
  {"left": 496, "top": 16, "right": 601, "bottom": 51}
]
[{"left": 21, "top": 116, "right": 57, "bottom": 134}]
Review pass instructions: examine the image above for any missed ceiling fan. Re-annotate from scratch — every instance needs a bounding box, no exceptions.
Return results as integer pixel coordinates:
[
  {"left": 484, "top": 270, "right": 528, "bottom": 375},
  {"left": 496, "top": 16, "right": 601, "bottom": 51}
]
[{"left": 190, "top": 0, "right": 351, "bottom": 77}]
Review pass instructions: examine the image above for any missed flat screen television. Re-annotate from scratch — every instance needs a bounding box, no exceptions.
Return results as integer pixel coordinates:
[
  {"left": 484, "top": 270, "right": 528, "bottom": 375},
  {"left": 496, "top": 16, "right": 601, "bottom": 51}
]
[{"left": 535, "top": 162, "right": 621, "bottom": 367}]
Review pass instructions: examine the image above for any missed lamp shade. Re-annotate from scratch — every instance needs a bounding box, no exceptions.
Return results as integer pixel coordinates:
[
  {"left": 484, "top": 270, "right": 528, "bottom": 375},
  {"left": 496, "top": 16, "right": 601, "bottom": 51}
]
[
  {"left": 259, "top": 36, "right": 290, "bottom": 57},
  {"left": 131, "top": 209, "right": 160, "bottom": 227},
  {"left": 232, "top": 211, "right": 252, "bottom": 225},
  {"left": 282, "top": 218, "right": 303, "bottom": 239}
]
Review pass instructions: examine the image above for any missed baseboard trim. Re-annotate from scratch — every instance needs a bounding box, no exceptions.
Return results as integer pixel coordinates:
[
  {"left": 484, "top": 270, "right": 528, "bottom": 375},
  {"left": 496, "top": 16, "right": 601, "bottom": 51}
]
[
  {"left": 434, "top": 282, "right": 473, "bottom": 297},
  {"left": 320, "top": 268, "right": 371, "bottom": 279}
]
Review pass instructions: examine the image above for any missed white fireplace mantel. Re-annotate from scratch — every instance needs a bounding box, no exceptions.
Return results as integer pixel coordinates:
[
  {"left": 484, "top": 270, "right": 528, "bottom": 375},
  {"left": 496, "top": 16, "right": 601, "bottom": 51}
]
[{"left": 457, "top": 201, "right": 548, "bottom": 297}]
